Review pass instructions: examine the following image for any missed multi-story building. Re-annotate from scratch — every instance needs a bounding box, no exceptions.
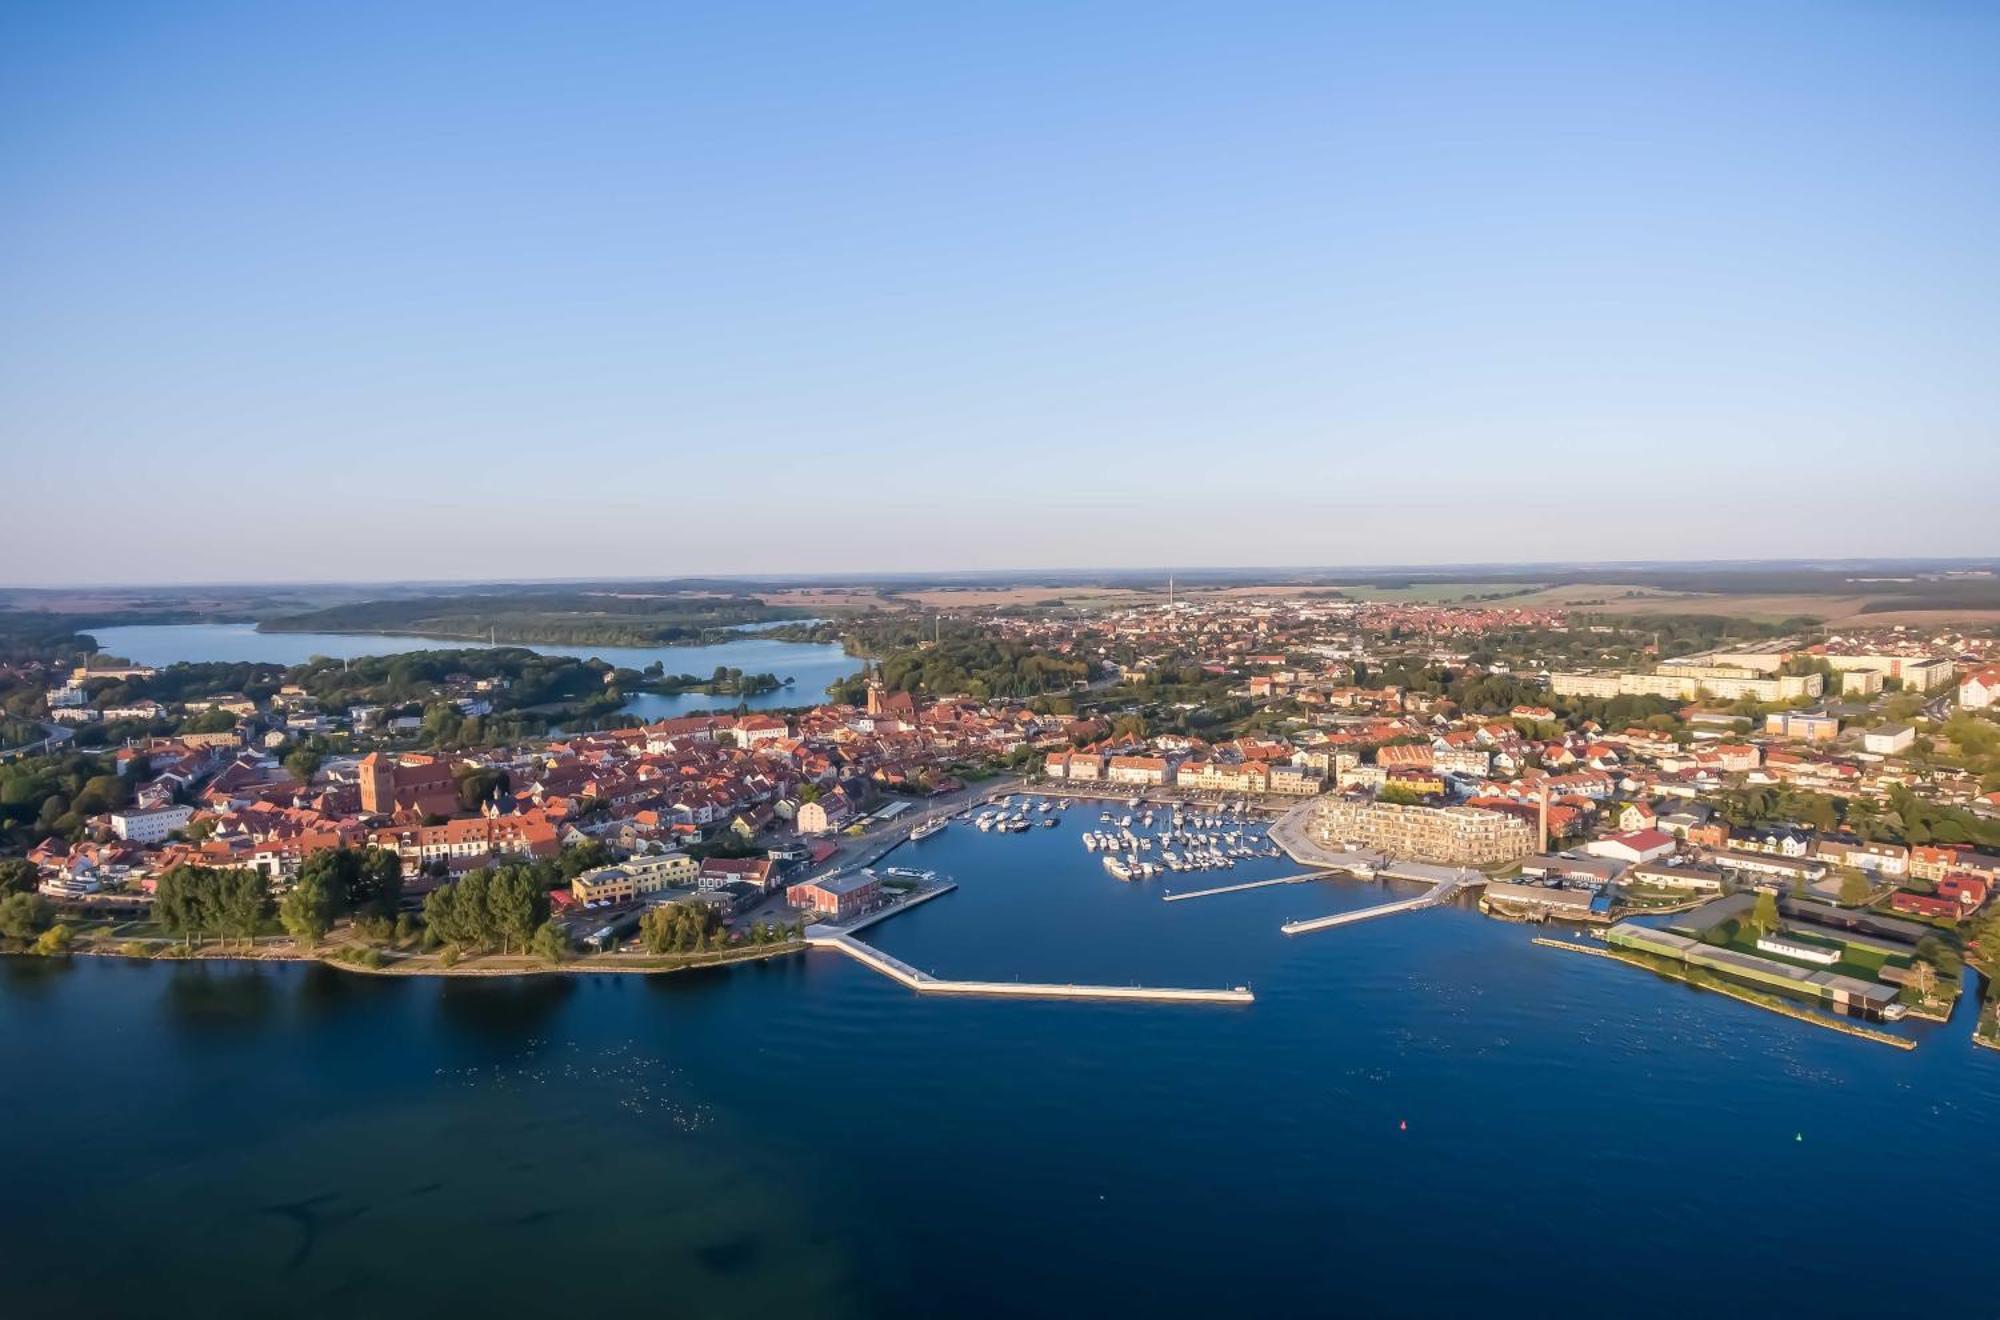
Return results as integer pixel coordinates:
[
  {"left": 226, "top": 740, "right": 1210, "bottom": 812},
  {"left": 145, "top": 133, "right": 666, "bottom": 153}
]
[
  {"left": 1043, "top": 751, "right": 1105, "bottom": 781},
  {"left": 1105, "top": 755, "right": 1173, "bottom": 786},
  {"left": 1433, "top": 746, "right": 1492, "bottom": 778},
  {"left": 1961, "top": 666, "right": 2000, "bottom": 710},
  {"left": 796, "top": 791, "right": 856, "bottom": 836},
  {"left": 108, "top": 804, "right": 193, "bottom": 844},
  {"left": 1552, "top": 665, "right": 1821, "bottom": 704},
  {"left": 1816, "top": 836, "right": 1909, "bottom": 877},
  {"left": 1266, "top": 764, "right": 1324, "bottom": 796},
  {"left": 788, "top": 870, "right": 882, "bottom": 921},
  {"left": 1765, "top": 711, "right": 1840, "bottom": 743},
  {"left": 1176, "top": 761, "right": 1271, "bottom": 793},
  {"left": 369, "top": 812, "right": 559, "bottom": 874},
  {"left": 1309, "top": 797, "right": 1533, "bottom": 866},
  {"left": 571, "top": 852, "right": 699, "bottom": 905},
  {"left": 1862, "top": 724, "right": 1915, "bottom": 756}
]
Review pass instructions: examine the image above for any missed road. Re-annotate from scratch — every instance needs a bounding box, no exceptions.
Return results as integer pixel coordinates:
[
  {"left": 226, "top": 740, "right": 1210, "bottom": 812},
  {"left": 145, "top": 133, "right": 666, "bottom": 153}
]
[
  {"left": 0, "top": 720, "right": 75, "bottom": 763},
  {"left": 733, "top": 775, "right": 1024, "bottom": 929}
]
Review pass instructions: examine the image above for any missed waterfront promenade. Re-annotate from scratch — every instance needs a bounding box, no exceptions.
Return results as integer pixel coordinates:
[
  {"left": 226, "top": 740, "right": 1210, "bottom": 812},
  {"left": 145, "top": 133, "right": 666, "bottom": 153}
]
[{"left": 1268, "top": 801, "right": 1484, "bottom": 935}]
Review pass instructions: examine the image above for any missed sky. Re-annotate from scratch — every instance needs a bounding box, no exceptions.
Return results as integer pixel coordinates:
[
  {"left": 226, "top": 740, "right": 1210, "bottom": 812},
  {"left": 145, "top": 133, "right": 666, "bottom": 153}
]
[{"left": 2, "top": 1, "right": 1997, "bottom": 586}]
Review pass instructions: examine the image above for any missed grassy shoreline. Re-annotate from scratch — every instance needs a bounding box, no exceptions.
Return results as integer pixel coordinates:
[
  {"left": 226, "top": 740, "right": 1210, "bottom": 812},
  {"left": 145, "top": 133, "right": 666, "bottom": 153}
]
[
  {"left": 1532, "top": 936, "right": 1917, "bottom": 1050},
  {"left": 13, "top": 938, "right": 807, "bottom": 979}
]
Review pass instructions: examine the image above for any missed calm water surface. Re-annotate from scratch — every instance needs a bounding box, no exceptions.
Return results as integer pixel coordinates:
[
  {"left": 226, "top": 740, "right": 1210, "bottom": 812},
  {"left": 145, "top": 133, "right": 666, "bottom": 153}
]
[
  {"left": 85, "top": 622, "right": 859, "bottom": 716},
  {"left": 5, "top": 807, "right": 1996, "bottom": 1318}
]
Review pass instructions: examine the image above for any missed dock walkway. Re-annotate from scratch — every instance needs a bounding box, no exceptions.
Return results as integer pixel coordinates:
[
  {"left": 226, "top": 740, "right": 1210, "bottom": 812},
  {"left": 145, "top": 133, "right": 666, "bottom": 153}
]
[
  {"left": 1162, "top": 874, "right": 1315, "bottom": 903},
  {"left": 806, "top": 930, "right": 1253, "bottom": 1005},
  {"left": 1281, "top": 870, "right": 1474, "bottom": 935}
]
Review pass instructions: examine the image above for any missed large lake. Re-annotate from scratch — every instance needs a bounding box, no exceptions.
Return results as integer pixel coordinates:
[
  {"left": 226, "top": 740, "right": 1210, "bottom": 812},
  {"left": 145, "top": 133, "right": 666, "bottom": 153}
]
[
  {"left": 85, "top": 622, "right": 860, "bottom": 718},
  {"left": 4, "top": 807, "right": 1995, "bottom": 1317}
]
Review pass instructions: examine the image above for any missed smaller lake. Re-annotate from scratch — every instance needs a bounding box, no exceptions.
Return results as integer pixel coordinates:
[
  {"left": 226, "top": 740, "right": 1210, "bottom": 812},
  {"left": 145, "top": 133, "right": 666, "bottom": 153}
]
[{"left": 85, "top": 623, "right": 860, "bottom": 717}]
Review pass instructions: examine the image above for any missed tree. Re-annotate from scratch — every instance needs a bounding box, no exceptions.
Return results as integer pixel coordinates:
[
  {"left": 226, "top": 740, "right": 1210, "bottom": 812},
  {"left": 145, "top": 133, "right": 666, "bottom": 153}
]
[
  {"left": 0, "top": 858, "right": 39, "bottom": 895},
  {"left": 279, "top": 869, "right": 339, "bottom": 948},
  {"left": 153, "top": 864, "right": 211, "bottom": 945},
  {"left": 216, "top": 867, "right": 272, "bottom": 949},
  {"left": 530, "top": 920, "right": 569, "bottom": 964},
  {"left": 154, "top": 863, "right": 267, "bottom": 948},
  {"left": 488, "top": 867, "right": 546, "bottom": 954},
  {"left": 296, "top": 845, "right": 404, "bottom": 921},
  {"left": 421, "top": 867, "right": 549, "bottom": 954},
  {"left": 32, "top": 923, "right": 72, "bottom": 956},
  {"left": 637, "top": 901, "right": 720, "bottom": 955},
  {"left": 1838, "top": 871, "right": 1871, "bottom": 907},
  {"left": 0, "top": 891, "right": 54, "bottom": 939},
  {"left": 355, "top": 847, "right": 404, "bottom": 918},
  {"left": 284, "top": 746, "right": 323, "bottom": 785},
  {"left": 1749, "top": 890, "right": 1780, "bottom": 937}
]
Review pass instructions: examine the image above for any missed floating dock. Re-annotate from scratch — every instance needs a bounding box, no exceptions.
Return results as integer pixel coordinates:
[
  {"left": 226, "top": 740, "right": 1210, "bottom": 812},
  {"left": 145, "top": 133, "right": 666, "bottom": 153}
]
[{"left": 807, "top": 931, "right": 1253, "bottom": 1005}]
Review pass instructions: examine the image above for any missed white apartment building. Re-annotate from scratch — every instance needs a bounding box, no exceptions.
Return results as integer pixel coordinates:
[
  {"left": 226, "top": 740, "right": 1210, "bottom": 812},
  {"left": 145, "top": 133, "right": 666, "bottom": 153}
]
[{"left": 109, "top": 804, "right": 194, "bottom": 844}]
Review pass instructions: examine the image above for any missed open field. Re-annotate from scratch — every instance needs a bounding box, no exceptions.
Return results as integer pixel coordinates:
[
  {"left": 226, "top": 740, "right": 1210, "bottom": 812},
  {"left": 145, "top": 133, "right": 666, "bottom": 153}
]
[
  {"left": 752, "top": 586, "right": 896, "bottom": 611},
  {"left": 888, "top": 585, "right": 1159, "bottom": 609},
  {"left": 1541, "top": 591, "right": 2000, "bottom": 626}
]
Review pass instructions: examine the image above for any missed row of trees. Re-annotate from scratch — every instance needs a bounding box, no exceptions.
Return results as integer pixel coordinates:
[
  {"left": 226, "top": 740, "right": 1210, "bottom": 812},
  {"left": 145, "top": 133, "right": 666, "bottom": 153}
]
[
  {"left": 638, "top": 901, "right": 723, "bottom": 954},
  {"left": 277, "top": 847, "right": 405, "bottom": 948},
  {"left": 422, "top": 865, "right": 556, "bottom": 956},
  {"left": 154, "top": 863, "right": 273, "bottom": 948}
]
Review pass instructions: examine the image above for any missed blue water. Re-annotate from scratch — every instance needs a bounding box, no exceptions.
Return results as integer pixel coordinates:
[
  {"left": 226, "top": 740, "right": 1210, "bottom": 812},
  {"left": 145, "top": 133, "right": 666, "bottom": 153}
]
[
  {"left": 84, "top": 622, "right": 859, "bottom": 716},
  {"left": 4, "top": 804, "right": 1995, "bottom": 1317}
]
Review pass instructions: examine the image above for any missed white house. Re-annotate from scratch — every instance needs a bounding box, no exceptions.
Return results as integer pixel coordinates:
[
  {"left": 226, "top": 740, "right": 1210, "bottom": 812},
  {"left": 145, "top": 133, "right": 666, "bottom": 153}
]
[{"left": 1960, "top": 667, "right": 2000, "bottom": 711}]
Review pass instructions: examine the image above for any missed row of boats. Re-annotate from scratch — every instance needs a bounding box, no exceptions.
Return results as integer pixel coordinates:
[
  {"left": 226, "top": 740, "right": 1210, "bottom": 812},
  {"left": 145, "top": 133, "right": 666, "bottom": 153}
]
[
  {"left": 1086, "top": 799, "right": 1281, "bottom": 882},
  {"left": 970, "top": 795, "right": 1073, "bottom": 833},
  {"left": 918, "top": 793, "right": 1281, "bottom": 886}
]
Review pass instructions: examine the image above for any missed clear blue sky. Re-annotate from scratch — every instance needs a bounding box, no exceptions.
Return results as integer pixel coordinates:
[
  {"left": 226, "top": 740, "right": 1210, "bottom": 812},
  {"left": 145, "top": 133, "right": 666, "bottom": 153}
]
[{"left": 3, "top": 1, "right": 1996, "bottom": 585}]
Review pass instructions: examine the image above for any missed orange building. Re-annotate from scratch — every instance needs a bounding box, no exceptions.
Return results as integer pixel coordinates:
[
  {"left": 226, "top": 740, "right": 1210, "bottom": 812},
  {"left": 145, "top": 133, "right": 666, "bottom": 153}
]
[{"left": 359, "top": 752, "right": 462, "bottom": 819}]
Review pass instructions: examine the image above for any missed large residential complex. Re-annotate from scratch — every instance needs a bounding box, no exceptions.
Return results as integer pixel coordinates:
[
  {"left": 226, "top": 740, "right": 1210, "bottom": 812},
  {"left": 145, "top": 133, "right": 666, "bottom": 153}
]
[
  {"left": 1309, "top": 797, "right": 1534, "bottom": 866},
  {"left": 1550, "top": 663, "right": 1823, "bottom": 703}
]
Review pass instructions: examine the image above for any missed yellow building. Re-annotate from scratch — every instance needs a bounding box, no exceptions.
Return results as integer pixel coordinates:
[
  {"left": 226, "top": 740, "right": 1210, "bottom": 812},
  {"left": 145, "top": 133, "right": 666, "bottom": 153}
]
[{"left": 570, "top": 853, "right": 698, "bottom": 905}]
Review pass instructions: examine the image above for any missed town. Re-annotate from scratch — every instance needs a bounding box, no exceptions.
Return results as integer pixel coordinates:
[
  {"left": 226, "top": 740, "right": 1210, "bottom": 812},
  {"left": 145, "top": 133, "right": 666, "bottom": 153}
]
[{"left": 4, "top": 586, "right": 2000, "bottom": 1044}]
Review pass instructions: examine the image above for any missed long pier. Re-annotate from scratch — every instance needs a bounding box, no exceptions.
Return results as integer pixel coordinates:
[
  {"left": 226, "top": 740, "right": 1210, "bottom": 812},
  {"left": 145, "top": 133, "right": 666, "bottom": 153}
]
[
  {"left": 1162, "top": 874, "right": 1315, "bottom": 903},
  {"left": 1280, "top": 870, "right": 1475, "bottom": 935},
  {"left": 806, "top": 931, "right": 1253, "bottom": 1005}
]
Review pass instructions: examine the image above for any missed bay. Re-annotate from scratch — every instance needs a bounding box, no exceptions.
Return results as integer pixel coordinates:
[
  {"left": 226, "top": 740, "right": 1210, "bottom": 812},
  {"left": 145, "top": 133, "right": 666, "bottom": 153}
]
[
  {"left": 4, "top": 805, "right": 1996, "bottom": 1317},
  {"left": 83, "top": 622, "right": 860, "bottom": 717}
]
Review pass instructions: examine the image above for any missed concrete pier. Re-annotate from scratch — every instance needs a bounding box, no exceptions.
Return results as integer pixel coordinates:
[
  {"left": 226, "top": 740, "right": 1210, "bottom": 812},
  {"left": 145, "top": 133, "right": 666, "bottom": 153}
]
[
  {"left": 1162, "top": 874, "right": 1315, "bottom": 903},
  {"left": 1281, "top": 870, "right": 1473, "bottom": 935},
  {"left": 806, "top": 931, "right": 1253, "bottom": 1005}
]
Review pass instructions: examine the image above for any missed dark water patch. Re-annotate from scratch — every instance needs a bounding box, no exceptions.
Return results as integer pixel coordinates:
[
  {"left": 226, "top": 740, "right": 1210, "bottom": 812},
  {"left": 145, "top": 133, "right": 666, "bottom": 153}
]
[{"left": 695, "top": 1234, "right": 763, "bottom": 1276}]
